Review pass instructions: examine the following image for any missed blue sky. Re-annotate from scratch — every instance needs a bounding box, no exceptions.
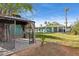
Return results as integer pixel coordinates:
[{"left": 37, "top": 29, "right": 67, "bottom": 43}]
[{"left": 21, "top": 3, "right": 79, "bottom": 27}]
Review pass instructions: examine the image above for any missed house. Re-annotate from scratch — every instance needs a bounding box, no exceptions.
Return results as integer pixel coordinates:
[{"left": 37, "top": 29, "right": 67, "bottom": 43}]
[
  {"left": 0, "top": 15, "right": 35, "bottom": 49},
  {"left": 35, "top": 22, "right": 65, "bottom": 33}
]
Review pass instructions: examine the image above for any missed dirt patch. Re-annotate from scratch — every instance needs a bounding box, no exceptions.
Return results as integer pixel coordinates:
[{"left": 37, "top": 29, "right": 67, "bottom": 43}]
[{"left": 9, "top": 42, "right": 79, "bottom": 56}]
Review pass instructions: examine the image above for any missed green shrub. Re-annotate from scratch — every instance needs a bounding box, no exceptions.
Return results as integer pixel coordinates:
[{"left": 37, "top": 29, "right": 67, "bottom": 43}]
[{"left": 71, "top": 20, "right": 79, "bottom": 35}]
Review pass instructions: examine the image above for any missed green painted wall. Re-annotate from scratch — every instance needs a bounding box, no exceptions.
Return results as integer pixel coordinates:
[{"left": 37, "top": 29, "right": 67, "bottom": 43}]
[
  {"left": 15, "top": 25, "right": 23, "bottom": 37},
  {"left": 10, "top": 24, "right": 23, "bottom": 38}
]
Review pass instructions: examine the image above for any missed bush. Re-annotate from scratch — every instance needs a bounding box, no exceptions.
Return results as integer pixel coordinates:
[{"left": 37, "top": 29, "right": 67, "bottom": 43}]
[{"left": 71, "top": 20, "right": 79, "bottom": 35}]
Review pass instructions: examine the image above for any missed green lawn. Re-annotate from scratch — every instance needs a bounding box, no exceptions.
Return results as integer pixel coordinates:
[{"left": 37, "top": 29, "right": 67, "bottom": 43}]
[{"left": 36, "top": 33, "right": 79, "bottom": 48}]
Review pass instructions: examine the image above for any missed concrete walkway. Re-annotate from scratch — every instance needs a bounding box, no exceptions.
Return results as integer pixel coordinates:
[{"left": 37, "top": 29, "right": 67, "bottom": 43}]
[{"left": 0, "top": 38, "right": 30, "bottom": 56}]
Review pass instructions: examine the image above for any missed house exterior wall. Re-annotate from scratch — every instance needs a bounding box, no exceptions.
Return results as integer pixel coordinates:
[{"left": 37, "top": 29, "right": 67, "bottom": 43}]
[
  {"left": 59, "top": 27, "right": 65, "bottom": 32},
  {"left": 15, "top": 25, "right": 24, "bottom": 38},
  {"left": 52, "top": 28, "right": 54, "bottom": 32},
  {"left": 35, "top": 27, "right": 65, "bottom": 33},
  {"left": 46, "top": 27, "right": 52, "bottom": 32}
]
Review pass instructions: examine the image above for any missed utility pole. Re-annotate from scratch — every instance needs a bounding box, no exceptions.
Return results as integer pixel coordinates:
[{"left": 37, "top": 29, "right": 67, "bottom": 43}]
[{"left": 64, "top": 8, "right": 69, "bottom": 32}]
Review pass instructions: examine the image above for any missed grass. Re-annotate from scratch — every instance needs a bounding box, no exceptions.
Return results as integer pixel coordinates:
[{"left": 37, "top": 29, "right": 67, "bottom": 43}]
[{"left": 36, "top": 33, "right": 79, "bottom": 48}]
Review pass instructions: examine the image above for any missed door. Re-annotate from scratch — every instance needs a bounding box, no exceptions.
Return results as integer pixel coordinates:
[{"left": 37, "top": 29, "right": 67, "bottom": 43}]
[{"left": 54, "top": 27, "right": 57, "bottom": 32}]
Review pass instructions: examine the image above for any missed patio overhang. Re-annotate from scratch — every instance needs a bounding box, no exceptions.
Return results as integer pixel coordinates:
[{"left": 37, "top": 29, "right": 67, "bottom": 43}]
[{"left": 0, "top": 15, "right": 35, "bottom": 25}]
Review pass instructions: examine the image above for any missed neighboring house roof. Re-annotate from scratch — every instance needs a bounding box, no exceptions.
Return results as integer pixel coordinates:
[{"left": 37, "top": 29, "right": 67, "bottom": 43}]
[{"left": 0, "top": 15, "right": 35, "bottom": 23}]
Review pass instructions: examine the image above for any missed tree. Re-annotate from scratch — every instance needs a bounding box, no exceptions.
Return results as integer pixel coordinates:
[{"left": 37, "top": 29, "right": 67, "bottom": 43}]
[
  {"left": 44, "top": 21, "right": 48, "bottom": 26},
  {"left": 71, "top": 20, "right": 79, "bottom": 35},
  {"left": 0, "top": 3, "right": 32, "bottom": 16},
  {"left": 36, "top": 33, "right": 46, "bottom": 46}
]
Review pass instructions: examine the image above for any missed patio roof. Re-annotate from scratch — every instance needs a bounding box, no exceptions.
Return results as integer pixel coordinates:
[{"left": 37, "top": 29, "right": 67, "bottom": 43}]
[{"left": 0, "top": 15, "right": 35, "bottom": 23}]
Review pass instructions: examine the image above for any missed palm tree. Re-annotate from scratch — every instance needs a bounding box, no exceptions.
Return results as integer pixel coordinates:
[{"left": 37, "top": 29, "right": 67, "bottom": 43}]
[
  {"left": 44, "top": 21, "right": 48, "bottom": 26},
  {"left": 40, "top": 24, "right": 42, "bottom": 27},
  {"left": 44, "top": 21, "right": 48, "bottom": 32},
  {"left": 0, "top": 3, "right": 32, "bottom": 16}
]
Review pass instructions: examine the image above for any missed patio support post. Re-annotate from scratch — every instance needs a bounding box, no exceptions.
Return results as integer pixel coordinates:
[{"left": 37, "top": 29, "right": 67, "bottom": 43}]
[
  {"left": 22, "top": 24, "right": 26, "bottom": 38},
  {"left": 14, "top": 20, "right": 16, "bottom": 39},
  {"left": 13, "top": 20, "right": 16, "bottom": 49},
  {"left": 57, "top": 27, "right": 59, "bottom": 32},
  {"left": 32, "top": 22, "right": 35, "bottom": 43},
  {"left": 28, "top": 22, "right": 35, "bottom": 44},
  {"left": 4, "top": 24, "right": 7, "bottom": 41}
]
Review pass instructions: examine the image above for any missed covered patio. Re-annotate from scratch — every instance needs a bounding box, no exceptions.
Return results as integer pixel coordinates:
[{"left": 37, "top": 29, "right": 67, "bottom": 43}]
[
  {"left": 0, "top": 15, "right": 35, "bottom": 51},
  {"left": 0, "top": 38, "right": 32, "bottom": 56}
]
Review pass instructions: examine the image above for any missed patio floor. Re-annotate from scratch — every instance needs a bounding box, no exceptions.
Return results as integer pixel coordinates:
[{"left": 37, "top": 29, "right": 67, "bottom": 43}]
[{"left": 0, "top": 38, "right": 30, "bottom": 56}]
